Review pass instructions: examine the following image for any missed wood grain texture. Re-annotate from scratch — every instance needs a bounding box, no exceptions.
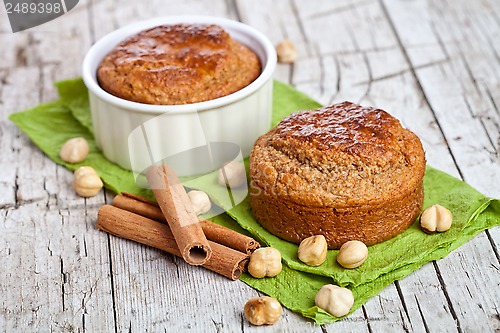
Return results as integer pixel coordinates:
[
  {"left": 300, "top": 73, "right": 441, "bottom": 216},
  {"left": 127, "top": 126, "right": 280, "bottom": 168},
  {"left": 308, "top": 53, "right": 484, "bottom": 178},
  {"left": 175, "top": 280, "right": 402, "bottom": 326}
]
[{"left": 0, "top": 0, "right": 498, "bottom": 331}]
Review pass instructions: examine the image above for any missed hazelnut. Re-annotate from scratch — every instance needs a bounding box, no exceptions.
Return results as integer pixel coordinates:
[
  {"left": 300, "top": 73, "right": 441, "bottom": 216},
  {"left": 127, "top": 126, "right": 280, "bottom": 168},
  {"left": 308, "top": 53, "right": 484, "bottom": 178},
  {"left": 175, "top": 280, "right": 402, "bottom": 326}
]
[
  {"left": 297, "top": 235, "right": 327, "bottom": 266},
  {"left": 187, "top": 190, "right": 211, "bottom": 215},
  {"left": 247, "top": 247, "right": 282, "bottom": 278},
  {"left": 275, "top": 39, "right": 297, "bottom": 63},
  {"left": 217, "top": 161, "right": 246, "bottom": 188},
  {"left": 59, "top": 137, "right": 89, "bottom": 164},
  {"left": 336, "top": 240, "right": 368, "bottom": 269},
  {"left": 315, "top": 284, "right": 354, "bottom": 317},
  {"left": 73, "top": 166, "right": 103, "bottom": 197},
  {"left": 420, "top": 204, "right": 452, "bottom": 233},
  {"left": 244, "top": 296, "right": 282, "bottom": 326}
]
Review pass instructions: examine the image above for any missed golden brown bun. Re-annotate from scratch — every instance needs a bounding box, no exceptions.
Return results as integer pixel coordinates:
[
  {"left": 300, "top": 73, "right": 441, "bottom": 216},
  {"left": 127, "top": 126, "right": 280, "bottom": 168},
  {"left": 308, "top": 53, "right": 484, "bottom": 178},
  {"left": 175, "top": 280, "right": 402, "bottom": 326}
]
[
  {"left": 249, "top": 102, "right": 426, "bottom": 249},
  {"left": 97, "top": 24, "right": 261, "bottom": 105}
]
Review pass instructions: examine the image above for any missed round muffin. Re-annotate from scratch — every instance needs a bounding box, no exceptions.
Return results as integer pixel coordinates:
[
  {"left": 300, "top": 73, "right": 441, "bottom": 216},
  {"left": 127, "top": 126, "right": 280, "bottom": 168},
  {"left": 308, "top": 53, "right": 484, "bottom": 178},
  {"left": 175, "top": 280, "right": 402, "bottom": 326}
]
[
  {"left": 97, "top": 24, "right": 261, "bottom": 105},
  {"left": 249, "top": 102, "right": 426, "bottom": 249}
]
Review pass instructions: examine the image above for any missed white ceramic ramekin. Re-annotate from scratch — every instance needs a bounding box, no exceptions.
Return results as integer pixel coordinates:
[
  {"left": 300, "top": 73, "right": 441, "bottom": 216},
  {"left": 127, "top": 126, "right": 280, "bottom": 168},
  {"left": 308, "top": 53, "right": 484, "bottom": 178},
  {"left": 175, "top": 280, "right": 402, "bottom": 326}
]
[{"left": 82, "top": 16, "right": 276, "bottom": 176}]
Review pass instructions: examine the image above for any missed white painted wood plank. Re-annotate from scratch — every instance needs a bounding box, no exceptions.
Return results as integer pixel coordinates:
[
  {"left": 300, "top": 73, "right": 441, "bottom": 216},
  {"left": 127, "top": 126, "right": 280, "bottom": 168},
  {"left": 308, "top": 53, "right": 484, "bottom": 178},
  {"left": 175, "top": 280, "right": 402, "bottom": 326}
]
[
  {"left": 15, "top": 135, "right": 51, "bottom": 205},
  {"left": 0, "top": 202, "right": 115, "bottom": 332},
  {"left": 294, "top": 0, "right": 365, "bottom": 22},
  {"left": 340, "top": 0, "right": 398, "bottom": 52},
  {"left": 293, "top": 56, "right": 325, "bottom": 103},
  {"left": 0, "top": 62, "right": 114, "bottom": 333},
  {"left": 393, "top": 265, "right": 458, "bottom": 333},
  {"left": 0, "top": 123, "right": 18, "bottom": 209},
  {"left": 0, "top": 4, "right": 12, "bottom": 32},
  {"left": 235, "top": 0, "right": 294, "bottom": 86},
  {"left": 92, "top": 0, "right": 236, "bottom": 41},
  {"left": 416, "top": 61, "right": 500, "bottom": 196},
  {"left": 0, "top": 33, "right": 30, "bottom": 68},
  {"left": 382, "top": 1, "right": 500, "bottom": 332},
  {"left": 0, "top": 0, "right": 91, "bottom": 80},
  {"left": 0, "top": 1, "right": 115, "bottom": 331},
  {"left": 365, "top": 48, "right": 409, "bottom": 81},
  {"left": 0, "top": 67, "right": 40, "bottom": 121},
  {"left": 430, "top": 232, "right": 500, "bottom": 333},
  {"left": 237, "top": 0, "right": 308, "bottom": 57}
]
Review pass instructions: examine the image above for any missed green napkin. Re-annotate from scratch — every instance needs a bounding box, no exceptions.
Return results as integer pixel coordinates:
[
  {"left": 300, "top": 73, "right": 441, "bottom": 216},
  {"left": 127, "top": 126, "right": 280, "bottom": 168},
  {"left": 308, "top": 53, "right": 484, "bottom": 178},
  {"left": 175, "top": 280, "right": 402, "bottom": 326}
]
[{"left": 9, "top": 78, "right": 500, "bottom": 324}]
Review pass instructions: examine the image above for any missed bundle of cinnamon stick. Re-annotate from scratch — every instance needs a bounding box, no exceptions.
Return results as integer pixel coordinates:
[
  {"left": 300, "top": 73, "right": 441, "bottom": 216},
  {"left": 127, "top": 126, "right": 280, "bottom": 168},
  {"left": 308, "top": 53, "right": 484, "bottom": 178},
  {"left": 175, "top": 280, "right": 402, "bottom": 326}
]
[{"left": 97, "top": 164, "right": 260, "bottom": 280}]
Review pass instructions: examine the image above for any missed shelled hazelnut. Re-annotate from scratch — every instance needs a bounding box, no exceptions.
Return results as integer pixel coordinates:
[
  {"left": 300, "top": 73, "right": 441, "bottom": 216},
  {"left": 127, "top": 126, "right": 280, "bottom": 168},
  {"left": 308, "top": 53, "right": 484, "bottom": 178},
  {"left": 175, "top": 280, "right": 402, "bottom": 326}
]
[
  {"left": 247, "top": 247, "right": 282, "bottom": 278},
  {"left": 420, "top": 204, "right": 453, "bottom": 233},
  {"left": 244, "top": 296, "right": 282, "bottom": 326},
  {"left": 275, "top": 39, "right": 297, "bottom": 63},
  {"left": 336, "top": 240, "right": 368, "bottom": 269},
  {"left": 59, "top": 137, "right": 89, "bottom": 164},
  {"left": 73, "top": 166, "right": 103, "bottom": 197},
  {"left": 315, "top": 284, "right": 354, "bottom": 317},
  {"left": 297, "top": 235, "right": 328, "bottom": 266},
  {"left": 217, "top": 161, "right": 246, "bottom": 188},
  {"left": 187, "top": 190, "right": 211, "bottom": 215}
]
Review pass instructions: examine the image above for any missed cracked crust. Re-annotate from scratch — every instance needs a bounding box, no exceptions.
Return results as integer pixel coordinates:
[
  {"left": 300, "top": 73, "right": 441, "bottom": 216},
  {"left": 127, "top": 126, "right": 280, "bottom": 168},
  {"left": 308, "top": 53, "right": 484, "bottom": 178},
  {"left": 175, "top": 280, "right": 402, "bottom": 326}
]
[
  {"left": 97, "top": 24, "right": 261, "bottom": 105},
  {"left": 249, "top": 102, "right": 426, "bottom": 249}
]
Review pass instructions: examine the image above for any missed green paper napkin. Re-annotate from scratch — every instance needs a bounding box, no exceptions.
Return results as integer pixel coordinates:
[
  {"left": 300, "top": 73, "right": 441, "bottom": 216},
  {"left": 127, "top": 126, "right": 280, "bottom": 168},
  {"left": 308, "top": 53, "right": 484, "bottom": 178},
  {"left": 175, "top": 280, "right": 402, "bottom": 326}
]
[{"left": 9, "top": 78, "right": 500, "bottom": 324}]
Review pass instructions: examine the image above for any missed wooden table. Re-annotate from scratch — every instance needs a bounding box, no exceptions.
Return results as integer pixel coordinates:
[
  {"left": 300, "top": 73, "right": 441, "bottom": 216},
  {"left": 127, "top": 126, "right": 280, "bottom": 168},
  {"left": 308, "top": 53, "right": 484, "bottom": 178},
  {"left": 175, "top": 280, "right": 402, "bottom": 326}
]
[{"left": 1, "top": 0, "right": 499, "bottom": 331}]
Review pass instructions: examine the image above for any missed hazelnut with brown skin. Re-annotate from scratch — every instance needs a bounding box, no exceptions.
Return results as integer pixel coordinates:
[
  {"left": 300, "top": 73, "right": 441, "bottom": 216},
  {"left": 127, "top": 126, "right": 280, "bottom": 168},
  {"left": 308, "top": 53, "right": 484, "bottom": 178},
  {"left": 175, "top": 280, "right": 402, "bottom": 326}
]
[
  {"left": 244, "top": 296, "right": 282, "bottom": 325},
  {"left": 276, "top": 39, "right": 297, "bottom": 63}
]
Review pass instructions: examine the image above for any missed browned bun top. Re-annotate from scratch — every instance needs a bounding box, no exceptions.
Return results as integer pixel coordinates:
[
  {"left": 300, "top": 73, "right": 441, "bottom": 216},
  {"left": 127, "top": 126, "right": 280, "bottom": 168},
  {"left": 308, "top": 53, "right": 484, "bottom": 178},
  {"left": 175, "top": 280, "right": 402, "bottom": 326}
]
[
  {"left": 250, "top": 102, "right": 426, "bottom": 208},
  {"left": 97, "top": 24, "right": 261, "bottom": 105}
]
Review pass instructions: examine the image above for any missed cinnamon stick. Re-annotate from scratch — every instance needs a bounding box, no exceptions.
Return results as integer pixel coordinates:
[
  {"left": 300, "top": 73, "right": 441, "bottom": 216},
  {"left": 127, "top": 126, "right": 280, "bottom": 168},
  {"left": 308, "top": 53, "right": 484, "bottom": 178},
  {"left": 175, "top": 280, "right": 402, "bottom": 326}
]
[
  {"left": 113, "top": 194, "right": 260, "bottom": 254},
  {"left": 146, "top": 164, "right": 211, "bottom": 265},
  {"left": 114, "top": 194, "right": 164, "bottom": 221},
  {"left": 97, "top": 205, "right": 249, "bottom": 280},
  {"left": 199, "top": 221, "right": 260, "bottom": 255}
]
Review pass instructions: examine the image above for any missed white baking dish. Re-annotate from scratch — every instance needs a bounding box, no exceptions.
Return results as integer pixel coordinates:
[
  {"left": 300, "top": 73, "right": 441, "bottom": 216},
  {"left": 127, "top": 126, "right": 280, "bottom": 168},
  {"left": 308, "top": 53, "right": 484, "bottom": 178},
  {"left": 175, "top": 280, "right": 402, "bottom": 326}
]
[{"left": 82, "top": 16, "right": 276, "bottom": 176}]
